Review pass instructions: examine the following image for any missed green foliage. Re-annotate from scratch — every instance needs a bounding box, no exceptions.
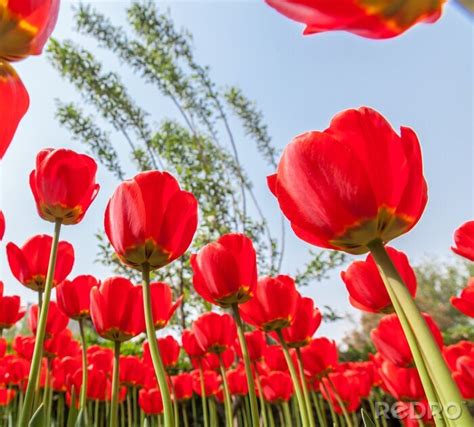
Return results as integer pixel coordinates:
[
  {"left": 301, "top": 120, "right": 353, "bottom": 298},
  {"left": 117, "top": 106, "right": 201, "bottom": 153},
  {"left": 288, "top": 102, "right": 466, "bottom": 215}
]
[{"left": 46, "top": 1, "right": 344, "bottom": 329}]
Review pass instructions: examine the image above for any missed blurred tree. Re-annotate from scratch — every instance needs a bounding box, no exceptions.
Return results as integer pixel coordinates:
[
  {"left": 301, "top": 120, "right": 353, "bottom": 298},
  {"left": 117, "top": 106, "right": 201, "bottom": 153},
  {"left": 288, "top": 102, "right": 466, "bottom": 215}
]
[
  {"left": 341, "top": 259, "right": 474, "bottom": 360},
  {"left": 46, "top": 1, "right": 345, "bottom": 330}
]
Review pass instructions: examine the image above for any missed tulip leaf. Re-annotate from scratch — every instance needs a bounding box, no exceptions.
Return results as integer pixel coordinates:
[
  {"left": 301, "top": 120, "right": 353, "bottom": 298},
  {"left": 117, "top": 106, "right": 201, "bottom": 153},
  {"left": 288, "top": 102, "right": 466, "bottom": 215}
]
[
  {"left": 75, "top": 409, "right": 85, "bottom": 427},
  {"left": 67, "top": 394, "right": 79, "bottom": 427},
  {"left": 361, "top": 409, "right": 376, "bottom": 427},
  {"left": 28, "top": 404, "right": 44, "bottom": 427}
]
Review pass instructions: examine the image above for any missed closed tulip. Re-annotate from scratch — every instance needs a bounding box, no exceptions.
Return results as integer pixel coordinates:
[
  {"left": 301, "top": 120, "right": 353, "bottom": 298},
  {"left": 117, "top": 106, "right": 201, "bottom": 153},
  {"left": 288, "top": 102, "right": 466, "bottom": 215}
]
[
  {"left": 182, "top": 329, "right": 206, "bottom": 361},
  {"left": 0, "top": 62, "right": 29, "bottom": 159},
  {"left": 104, "top": 170, "right": 198, "bottom": 271},
  {"left": 0, "top": 284, "right": 25, "bottom": 330},
  {"left": 30, "top": 148, "right": 100, "bottom": 225},
  {"left": 453, "top": 356, "right": 474, "bottom": 400},
  {"left": 341, "top": 247, "right": 417, "bottom": 313},
  {"left": 144, "top": 336, "right": 180, "bottom": 369},
  {"left": 6, "top": 234, "right": 74, "bottom": 291},
  {"left": 191, "top": 233, "right": 257, "bottom": 307},
  {"left": 239, "top": 275, "right": 300, "bottom": 331},
  {"left": 264, "top": 345, "right": 288, "bottom": 372},
  {"left": 192, "top": 312, "right": 237, "bottom": 355},
  {"left": 71, "top": 367, "right": 109, "bottom": 401},
  {"left": 378, "top": 358, "right": 425, "bottom": 401},
  {"left": 300, "top": 337, "right": 338, "bottom": 380},
  {"left": 320, "top": 371, "right": 362, "bottom": 413},
  {"left": 450, "top": 278, "right": 474, "bottom": 318},
  {"left": 371, "top": 313, "right": 443, "bottom": 368},
  {"left": 139, "top": 388, "right": 164, "bottom": 415},
  {"left": 29, "top": 301, "right": 69, "bottom": 338},
  {"left": 195, "top": 348, "right": 235, "bottom": 372},
  {"left": 148, "top": 282, "right": 182, "bottom": 329},
  {"left": 90, "top": 277, "right": 144, "bottom": 342},
  {"left": 261, "top": 371, "right": 293, "bottom": 403},
  {"left": 268, "top": 107, "right": 427, "bottom": 255},
  {"left": 56, "top": 275, "right": 98, "bottom": 320},
  {"left": 265, "top": 0, "right": 443, "bottom": 39},
  {"left": 0, "top": 387, "right": 16, "bottom": 406},
  {"left": 234, "top": 330, "right": 267, "bottom": 362},
  {"left": 172, "top": 373, "right": 194, "bottom": 401},
  {"left": 119, "top": 356, "right": 145, "bottom": 387},
  {"left": 451, "top": 220, "right": 474, "bottom": 262},
  {"left": 443, "top": 341, "right": 474, "bottom": 372},
  {"left": 191, "top": 369, "right": 220, "bottom": 397},
  {"left": 12, "top": 336, "right": 35, "bottom": 360}
]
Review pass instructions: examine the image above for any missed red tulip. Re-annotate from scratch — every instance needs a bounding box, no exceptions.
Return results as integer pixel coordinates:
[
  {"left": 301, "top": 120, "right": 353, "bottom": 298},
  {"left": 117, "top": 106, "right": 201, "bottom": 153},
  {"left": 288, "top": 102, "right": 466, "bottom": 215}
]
[
  {"left": 453, "top": 356, "right": 474, "bottom": 400},
  {"left": 264, "top": 345, "right": 288, "bottom": 372},
  {"left": 29, "top": 301, "right": 69, "bottom": 338},
  {"left": 261, "top": 371, "right": 293, "bottom": 402},
  {"left": 342, "top": 365, "right": 373, "bottom": 399},
  {"left": 234, "top": 330, "right": 267, "bottom": 362},
  {"left": 320, "top": 372, "right": 361, "bottom": 413},
  {"left": 0, "top": 285, "right": 25, "bottom": 330},
  {"left": 191, "top": 369, "right": 220, "bottom": 397},
  {"left": 139, "top": 388, "right": 164, "bottom": 415},
  {"left": 191, "top": 233, "right": 257, "bottom": 306},
  {"left": 239, "top": 275, "right": 300, "bottom": 331},
  {"left": 0, "top": 61, "right": 29, "bottom": 159},
  {"left": 0, "top": 339, "right": 6, "bottom": 358},
  {"left": 300, "top": 337, "right": 338, "bottom": 380},
  {"left": 371, "top": 313, "right": 443, "bottom": 368},
  {"left": 148, "top": 282, "right": 182, "bottom": 329},
  {"left": 378, "top": 358, "right": 425, "bottom": 401},
  {"left": 172, "top": 373, "right": 194, "bottom": 401},
  {"left": 451, "top": 220, "right": 474, "bottom": 262},
  {"left": 182, "top": 329, "right": 206, "bottom": 361},
  {"left": 398, "top": 400, "right": 434, "bottom": 427},
  {"left": 144, "top": 336, "right": 180, "bottom": 369},
  {"left": 6, "top": 234, "right": 74, "bottom": 291},
  {"left": 227, "top": 366, "right": 249, "bottom": 396},
  {"left": 195, "top": 348, "right": 236, "bottom": 372},
  {"left": 13, "top": 336, "right": 35, "bottom": 360},
  {"left": 0, "top": 387, "right": 16, "bottom": 406},
  {"left": 30, "top": 148, "right": 99, "bottom": 224},
  {"left": 87, "top": 346, "right": 113, "bottom": 374},
  {"left": 71, "top": 367, "right": 108, "bottom": 401},
  {"left": 450, "top": 278, "right": 474, "bottom": 318},
  {"left": 443, "top": 341, "right": 474, "bottom": 372},
  {"left": 341, "top": 247, "right": 417, "bottom": 313},
  {"left": 56, "top": 275, "right": 98, "bottom": 320},
  {"left": 192, "top": 312, "right": 237, "bottom": 354},
  {"left": 0, "top": 210, "right": 4, "bottom": 240},
  {"left": 51, "top": 356, "right": 81, "bottom": 392},
  {"left": 0, "top": 0, "right": 60, "bottom": 61},
  {"left": 265, "top": 0, "right": 443, "bottom": 39},
  {"left": 104, "top": 170, "right": 198, "bottom": 270},
  {"left": 119, "top": 355, "right": 145, "bottom": 387},
  {"left": 275, "top": 296, "right": 322, "bottom": 347},
  {"left": 90, "top": 277, "right": 144, "bottom": 342},
  {"left": 44, "top": 329, "right": 80, "bottom": 359},
  {"left": 268, "top": 107, "right": 427, "bottom": 255}
]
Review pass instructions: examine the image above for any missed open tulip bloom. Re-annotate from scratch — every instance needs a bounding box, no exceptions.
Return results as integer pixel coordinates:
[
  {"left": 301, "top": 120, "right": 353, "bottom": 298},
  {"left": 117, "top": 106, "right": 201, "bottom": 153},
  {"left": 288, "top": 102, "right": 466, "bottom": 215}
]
[{"left": 268, "top": 106, "right": 471, "bottom": 425}]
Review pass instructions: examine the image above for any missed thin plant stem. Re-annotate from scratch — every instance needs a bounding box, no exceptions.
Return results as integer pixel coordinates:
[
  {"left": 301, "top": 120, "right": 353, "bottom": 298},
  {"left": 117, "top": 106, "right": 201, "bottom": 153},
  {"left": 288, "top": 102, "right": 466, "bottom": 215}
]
[
  {"left": 182, "top": 403, "right": 189, "bottom": 427},
  {"left": 368, "top": 240, "right": 471, "bottom": 426},
  {"left": 110, "top": 340, "right": 121, "bottom": 427},
  {"left": 375, "top": 390, "right": 388, "bottom": 427},
  {"left": 276, "top": 329, "right": 310, "bottom": 427},
  {"left": 326, "top": 376, "right": 353, "bottom": 427},
  {"left": 191, "top": 395, "right": 197, "bottom": 426},
  {"left": 282, "top": 401, "right": 292, "bottom": 426},
  {"left": 43, "top": 359, "right": 53, "bottom": 426},
  {"left": 218, "top": 354, "right": 234, "bottom": 427},
  {"left": 209, "top": 398, "right": 217, "bottom": 427},
  {"left": 168, "top": 374, "right": 179, "bottom": 427},
  {"left": 311, "top": 391, "right": 327, "bottom": 427},
  {"left": 320, "top": 382, "right": 338, "bottom": 427},
  {"left": 18, "top": 219, "right": 62, "bottom": 427},
  {"left": 231, "top": 304, "right": 259, "bottom": 427},
  {"left": 94, "top": 400, "right": 100, "bottom": 427},
  {"left": 127, "top": 389, "right": 133, "bottom": 427},
  {"left": 254, "top": 370, "right": 268, "bottom": 427},
  {"left": 296, "top": 348, "right": 315, "bottom": 427},
  {"left": 198, "top": 362, "right": 209, "bottom": 427},
  {"left": 266, "top": 404, "right": 275, "bottom": 427},
  {"left": 142, "top": 263, "right": 174, "bottom": 427},
  {"left": 78, "top": 318, "right": 89, "bottom": 418},
  {"left": 368, "top": 396, "right": 380, "bottom": 427}
]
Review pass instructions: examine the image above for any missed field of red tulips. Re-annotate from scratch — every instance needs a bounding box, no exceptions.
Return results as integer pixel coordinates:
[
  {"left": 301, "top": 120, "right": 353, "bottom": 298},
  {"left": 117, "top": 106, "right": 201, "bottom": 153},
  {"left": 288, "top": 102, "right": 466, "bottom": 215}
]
[{"left": 0, "top": 1, "right": 473, "bottom": 427}]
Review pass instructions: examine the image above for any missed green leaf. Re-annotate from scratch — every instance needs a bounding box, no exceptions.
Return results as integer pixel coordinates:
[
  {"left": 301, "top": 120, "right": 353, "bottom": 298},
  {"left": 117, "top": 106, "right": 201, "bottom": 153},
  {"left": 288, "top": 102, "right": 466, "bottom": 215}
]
[
  {"left": 75, "top": 409, "right": 85, "bottom": 427},
  {"left": 67, "top": 392, "right": 79, "bottom": 427},
  {"left": 361, "top": 408, "right": 376, "bottom": 427},
  {"left": 28, "top": 404, "right": 44, "bottom": 427}
]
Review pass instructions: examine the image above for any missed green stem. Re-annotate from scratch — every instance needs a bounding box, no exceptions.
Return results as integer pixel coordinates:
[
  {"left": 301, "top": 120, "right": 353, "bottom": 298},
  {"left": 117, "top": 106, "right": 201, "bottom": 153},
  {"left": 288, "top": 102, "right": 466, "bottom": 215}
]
[
  {"left": 127, "top": 389, "right": 132, "bottom": 427},
  {"left": 311, "top": 391, "right": 327, "bottom": 427},
  {"left": 43, "top": 359, "right": 53, "bottom": 426},
  {"left": 198, "top": 363, "right": 209, "bottom": 427},
  {"left": 296, "top": 348, "right": 315, "bottom": 427},
  {"left": 368, "top": 240, "right": 471, "bottom": 426},
  {"left": 191, "top": 395, "right": 197, "bottom": 426},
  {"left": 110, "top": 340, "right": 121, "bottom": 427},
  {"left": 18, "top": 219, "right": 62, "bottom": 427},
  {"left": 368, "top": 396, "right": 380, "bottom": 427},
  {"left": 232, "top": 304, "right": 259, "bottom": 427},
  {"left": 78, "top": 318, "right": 89, "bottom": 417},
  {"left": 142, "top": 263, "right": 174, "bottom": 427},
  {"left": 276, "top": 329, "right": 310, "bottom": 427},
  {"left": 254, "top": 370, "right": 268, "bottom": 427},
  {"left": 182, "top": 403, "right": 189, "bottom": 427},
  {"left": 326, "top": 376, "right": 353, "bottom": 427},
  {"left": 283, "top": 401, "right": 292, "bottom": 426},
  {"left": 375, "top": 390, "right": 388, "bottom": 427},
  {"left": 209, "top": 398, "right": 217, "bottom": 427},
  {"left": 218, "top": 355, "right": 233, "bottom": 427},
  {"left": 94, "top": 400, "right": 100, "bottom": 427},
  {"left": 168, "top": 374, "right": 179, "bottom": 427},
  {"left": 266, "top": 403, "right": 275, "bottom": 427},
  {"left": 320, "top": 382, "right": 338, "bottom": 427}
]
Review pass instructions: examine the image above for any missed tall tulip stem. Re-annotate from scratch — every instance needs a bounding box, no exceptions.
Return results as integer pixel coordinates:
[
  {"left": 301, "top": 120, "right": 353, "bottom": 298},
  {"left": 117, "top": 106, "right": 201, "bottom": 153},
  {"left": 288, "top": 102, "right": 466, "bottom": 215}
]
[
  {"left": 231, "top": 304, "right": 260, "bottom": 427},
  {"left": 18, "top": 218, "right": 62, "bottom": 427},
  {"left": 78, "top": 318, "right": 89, "bottom": 416},
  {"left": 276, "top": 329, "right": 310, "bottom": 427},
  {"left": 219, "top": 354, "right": 234, "bottom": 427},
  {"left": 142, "top": 263, "right": 174, "bottom": 427},
  {"left": 368, "top": 239, "right": 472, "bottom": 427},
  {"left": 110, "top": 340, "right": 121, "bottom": 427},
  {"left": 296, "top": 348, "right": 315, "bottom": 427},
  {"left": 198, "top": 362, "right": 209, "bottom": 427}
]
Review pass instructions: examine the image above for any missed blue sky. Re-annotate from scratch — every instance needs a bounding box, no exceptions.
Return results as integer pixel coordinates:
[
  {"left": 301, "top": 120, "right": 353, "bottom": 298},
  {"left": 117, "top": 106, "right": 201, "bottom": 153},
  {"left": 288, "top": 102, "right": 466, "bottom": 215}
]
[{"left": 0, "top": 1, "right": 472, "bottom": 342}]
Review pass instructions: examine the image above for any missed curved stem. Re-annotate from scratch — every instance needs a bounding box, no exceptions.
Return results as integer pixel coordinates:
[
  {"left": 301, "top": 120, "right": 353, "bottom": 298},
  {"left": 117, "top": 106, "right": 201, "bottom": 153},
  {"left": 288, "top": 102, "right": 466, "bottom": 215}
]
[
  {"left": 218, "top": 355, "right": 233, "bottom": 427},
  {"left": 296, "top": 348, "right": 315, "bottom": 427},
  {"left": 78, "top": 318, "right": 89, "bottom": 417},
  {"left": 326, "top": 377, "right": 352, "bottom": 427},
  {"left": 18, "top": 219, "right": 62, "bottom": 427},
  {"left": 198, "top": 362, "right": 209, "bottom": 427},
  {"left": 275, "top": 330, "right": 309, "bottom": 427},
  {"left": 142, "top": 263, "right": 174, "bottom": 427},
  {"left": 320, "top": 382, "right": 338, "bottom": 427},
  {"left": 168, "top": 374, "right": 179, "bottom": 427},
  {"left": 231, "top": 304, "right": 259, "bottom": 427},
  {"left": 110, "top": 340, "right": 121, "bottom": 427},
  {"left": 368, "top": 240, "right": 472, "bottom": 426}
]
